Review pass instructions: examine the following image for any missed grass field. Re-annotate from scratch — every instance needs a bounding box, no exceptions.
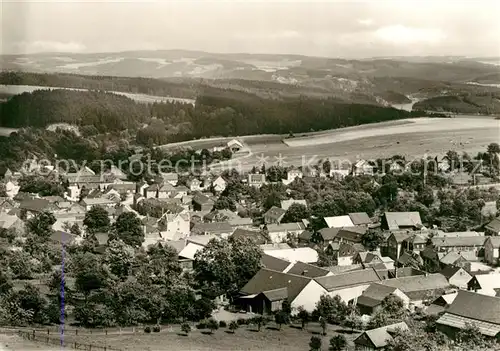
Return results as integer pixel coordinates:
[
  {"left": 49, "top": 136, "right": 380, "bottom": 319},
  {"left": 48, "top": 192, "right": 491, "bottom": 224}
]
[{"left": 22, "top": 322, "right": 359, "bottom": 351}]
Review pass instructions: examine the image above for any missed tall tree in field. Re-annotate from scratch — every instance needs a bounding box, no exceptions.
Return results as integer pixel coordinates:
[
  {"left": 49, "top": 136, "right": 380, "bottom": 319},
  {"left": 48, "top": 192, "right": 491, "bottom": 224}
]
[
  {"left": 193, "top": 237, "right": 262, "bottom": 298},
  {"left": 114, "top": 212, "right": 144, "bottom": 247},
  {"left": 83, "top": 205, "right": 110, "bottom": 234}
]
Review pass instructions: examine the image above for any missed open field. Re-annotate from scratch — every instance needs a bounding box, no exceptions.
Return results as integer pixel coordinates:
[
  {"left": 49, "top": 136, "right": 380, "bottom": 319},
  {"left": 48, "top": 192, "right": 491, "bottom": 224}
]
[
  {"left": 0, "top": 333, "right": 59, "bottom": 351},
  {"left": 210, "top": 116, "right": 500, "bottom": 171},
  {"left": 0, "top": 84, "right": 196, "bottom": 105},
  {"left": 58, "top": 323, "right": 358, "bottom": 351}
]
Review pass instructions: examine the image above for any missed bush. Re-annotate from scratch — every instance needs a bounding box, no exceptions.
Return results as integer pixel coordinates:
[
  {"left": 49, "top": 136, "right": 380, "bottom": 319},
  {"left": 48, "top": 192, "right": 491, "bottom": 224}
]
[
  {"left": 237, "top": 318, "right": 247, "bottom": 325},
  {"left": 144, "top": 326, "right": 151, "bottom": 333},
  {"left": 181, "top": 322, "right": 191, "bottom": 335},
  {"left": 196, "top": 322, "right": 206, "bottom": 329},
  {"left": 219, "top": 320, "right": 227, "bottom": 328},
  {"left": 152, "top": 325, "right": 160, "bottom": 333}
]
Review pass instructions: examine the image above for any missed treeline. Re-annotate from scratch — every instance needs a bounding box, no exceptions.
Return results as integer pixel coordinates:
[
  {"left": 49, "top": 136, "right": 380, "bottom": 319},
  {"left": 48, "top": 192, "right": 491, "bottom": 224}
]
[
  {"left": 0, "top": 89, "right": 150, "bottom": 132},
  {"left": 0, "top": 71, "right": 199, "bottom": 99},
  {"left": 414, "top": 93, "right": 500, "bottom": 114}
]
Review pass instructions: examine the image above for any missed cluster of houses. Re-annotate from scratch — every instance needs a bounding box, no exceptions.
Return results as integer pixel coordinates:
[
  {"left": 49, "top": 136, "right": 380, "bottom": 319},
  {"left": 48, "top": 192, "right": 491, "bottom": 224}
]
[{"left": 2, "top": 153, "right": 500, "bottom": 348}]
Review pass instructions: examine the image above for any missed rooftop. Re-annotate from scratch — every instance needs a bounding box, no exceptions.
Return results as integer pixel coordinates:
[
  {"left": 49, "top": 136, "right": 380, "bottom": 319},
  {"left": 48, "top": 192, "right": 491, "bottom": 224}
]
[{"left": 314, "top": 268, "right": 381, "bottom": 292}]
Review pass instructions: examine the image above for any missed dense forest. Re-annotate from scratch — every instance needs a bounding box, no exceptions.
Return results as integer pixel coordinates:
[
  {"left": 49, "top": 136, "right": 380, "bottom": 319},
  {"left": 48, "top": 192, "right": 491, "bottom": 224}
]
[
  {"left": 413, "top": 93, "right": 500, "bottom": 114},
  {"left": 0, "top": 86, "right": 425, "bottom": 147},
  {"left": 0, "top": 89, "right": 150, "bottom": 132}
]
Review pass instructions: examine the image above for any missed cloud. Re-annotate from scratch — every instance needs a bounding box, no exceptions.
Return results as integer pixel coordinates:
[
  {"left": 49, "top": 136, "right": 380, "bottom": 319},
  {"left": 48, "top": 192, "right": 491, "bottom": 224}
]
[
  {"left": 12, "top": 41, "right": 86, "bottom": 54},
  {"left": 358, "top": 19, "right": 374, "bottom": 26},
  {"left": 373, "top": 25, "right": 446, "bottom": 44}
]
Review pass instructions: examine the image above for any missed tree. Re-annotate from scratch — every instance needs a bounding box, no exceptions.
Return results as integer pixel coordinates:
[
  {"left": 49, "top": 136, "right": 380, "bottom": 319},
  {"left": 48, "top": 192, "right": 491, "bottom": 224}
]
[
  {"left": 416, "top": 186, "right": 435, "bottom": 207},
  {"left": 229, "top": 320, "right": 239, "bottom": 334},
  {"left": 70, "top": 223, "right": 81, "bottom": 236},
  {"left": 114, "top": 212, "right": 144, "bottom": 247},
  {"left": 26, "top": 212, "right": 56, "bottom": 240},
  {"left": 181, "top": 322, "right": 191, "bottom": 335},
  {"left": 309, "top": 336, "right": 322, "bottom": 351},
  {"left": 342, "top": 313, "right": 363, "bottom": 332},
  {"left": 361, "top": 230, "right": 384, "bottom": 251},
  {"left": 381, "top": 295, "right": 405, "bottom": 319},
  {"left": 213, "top": 196, "right": 236, "bottom": 211},
  {"left": 282, "top": 203, "right": 310, "bottom": 223},
  {"left": 329, "top": 335, "right": 347, "bottom": 351},
  {"left": 315, "top": 295, "right": 348, "bottom": 324},
  {"left": 104, "top": 240, "right": 134, "bottom": 280},
  {"left": 487, "top": 143, "right": 500, "bottom": 155},
  {"left": 275, "top": 310, "right": 289, "bottom": 330},
  {"left": 83, "top": 206, "right": 110, "bottom": 234},
  {"left": 457, "top": 322, "right": 484, "bottom": 346},
  {"left": 297, "top": 307, "right": 310, "bottom": 330},
  {"left": 8, "top": 251, "right": 34, "bottom": 279},
  {"left": 253, "top": 315, "right": 267, "bottom": 332},
  {"left": 207, "top": 318, "right": 219, "bottom": 334},
  {"left": 194, "top": 237, "right": 262, "bottom": 298}
]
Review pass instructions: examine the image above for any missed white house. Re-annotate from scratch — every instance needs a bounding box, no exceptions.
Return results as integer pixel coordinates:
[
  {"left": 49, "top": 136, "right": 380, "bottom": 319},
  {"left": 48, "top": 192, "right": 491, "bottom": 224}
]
[
  {"left": 485, "top": 236, "right": 500, "bottom": 265},
  {"left": 324, "top": 215, "right": 355, "bottom": 228},
  {"left": 353, "top": 160, "right": 374, "bottom": 176},
  {"left": 266, "top": 222, "right": 306, "bottom": 243},
  {"left": 187, "top": 178, "right": 204, "bottom": 192},
  {"left": 159, "top": 212, "right": 190, "bottom": 240},
  {"left": 468, "top": 273, "right": 500, "bottom": 296},
  {"left": 282, "top": 167, "right": 303, "bottom": 185},
  {"left": 263, "top": 247, "right": 318, "bottom": 264},
  {"left": 160, "top": 172, "right": 179, "bottom": 186},
  {"left": 212, "top": 176, "right": 227, "bottom": 193}
]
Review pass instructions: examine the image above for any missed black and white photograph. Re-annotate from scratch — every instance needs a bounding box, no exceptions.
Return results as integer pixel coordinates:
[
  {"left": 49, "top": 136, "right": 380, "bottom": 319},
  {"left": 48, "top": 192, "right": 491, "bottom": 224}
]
[{"left": 0, "top": 0, "right": 499, "bottom": 350}]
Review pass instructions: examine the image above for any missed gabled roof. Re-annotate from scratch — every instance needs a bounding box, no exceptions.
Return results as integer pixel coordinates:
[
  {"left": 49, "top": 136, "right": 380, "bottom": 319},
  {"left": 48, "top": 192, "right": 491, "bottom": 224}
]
[
  {"left": 285, "top": 262, "right": 330, "bottom": 278},
  {"left": 264, "top": 206, "right": 287, "bottom": 220},
  {"left": 260, "top": 288, "right": 288, "bottom": 302},
  {"left": 357, "top": 283, "right": 400, "bottom": 308},
  {"left": 380, "top": 273, "right": 449, "bottom": 299},
  {"left": 348, "top": 212, "right": 371, "bottom": 225},
  {"left": 431, "top": 236, "right": 486, "bottom": 247},
  {"left": 324, "top": 215, "right": 355, "bottom": 228},
  {"left": 336, "top": 226, "right": 367, "bottom": 243},
  {"left": 261, "top": 253, "right": 291, "bottom": 272},
  {"left": 191, "top": 222, "right": 233, "bottom": 235},
  {"left": 266, "top": 222, "right": 305, "bottom": 233},
  {"left": 19, "top": 198, "right": 50, "bottom": 212},
  {"left": 192, "top": 192, "right": 214, "bottom": 205},
  {"left": 439, "top": 251, "right": 468, "bottom": 265},
  {"left": 384, "top": 212, "right": 422, "bottom": 230},
  {"left": 314, "top": 268, "right": 382, "bottom": 292},
  {"left": 318, "top": 227, "right": 340, "bottom": 241},
  {"left": 50, "top": 230, "right": 77, "bottom": 245},
  {"left": 389, "top": 231, "right": 411, "bottom": 243},
  {"left": 240, "top": 268, "right": 312, "bottom": 302},
  {"left": 445, "top": 290, "right": 500, "bottom": 325},
  {"left": 486, "top": 217, "right": 500, "bottom": 233},
  {"left": 179, "top": 242, "right": 204, "bottom": 260},
  {"left": 440, "top": 266, "right": 471, "bottom": 280},
  {"left": 355, "top": 322, "right": 409, "bottom": 348},
  {"left": 231, "top": 228, "right": 267, "bottom": 244},
  {"left": 471, "top": 273, "right": 500, "bottom": 293}
]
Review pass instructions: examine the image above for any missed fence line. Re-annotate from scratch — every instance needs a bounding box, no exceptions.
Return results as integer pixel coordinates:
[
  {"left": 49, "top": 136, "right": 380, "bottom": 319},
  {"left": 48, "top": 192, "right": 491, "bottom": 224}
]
[{"left": 18, "top": 330, "right": 123, "bottom": 351}]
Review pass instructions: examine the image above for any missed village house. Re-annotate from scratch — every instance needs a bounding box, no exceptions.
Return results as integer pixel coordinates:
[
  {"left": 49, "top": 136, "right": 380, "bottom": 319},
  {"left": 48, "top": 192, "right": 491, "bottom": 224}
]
[
  {"left": 381, "top": 212, "right": 423, "bottom": 231},
  {"left": 159, "top": 172, "right": 179, "bottom": 186},
  {"left": 158, "top": 212, "right": 190, "bottom": 241},
  {"left": 0, "top": 212, "right": 24, "bottom": 234},
  {"left": 353, "top": 252, "right": 394, "bottom": 270},
  {"left": 354, "top": 322, "right": 409, "bottom": 350},
  {"left": 265, "top": 222, "right": 305, "bottom": 243},
  {"left": 357, "top": 283, "right": 410, "bottom": 315},
  {"left": 439, "top": 251, "right": 471, "bottom": 271},
  {"left": 401, "top": 234, "right": 427, "bottom": 254},
  {"left": 157, "top": 183, "right": 176, "bottom": 199},
  {"left": 484, "top": 236, "right": 500, "bottom": 265},
  {"left": 211, "top": 176, "right": 227, "bottom": 193},
  {"left": 440, "top": 266, "right": 472, "bottom": 289},
  {"left": 313, "top": 268, "right": 383, "bottom": 306},
  {"left": 192, "top": 192, "right": 215, "bottom": 212},
  {"left": 386, "top": 231, "right": 411, "bottom": 260},
  {"left": 186, "top": 178, "right": 204, "bottom": 192},
  {"left": 431, "top": 235, "right": 486, "bottom": 261},
  {"left": 81, "top": 197, "right": 119, "bottom": 211},
  {"left": 335, "top": 226, "right": 367, "bottom": 244},
  {"left": 283, "top": 261, "right": 333, "bottom": 278},
  {"left": 316, "top": 227, "right": 341, "bottom": 245},
  {"left": 485, "top": 216, "right": 500, "bottom": 236},
  {"left": 203, "top": 209, "right": 236, "bottom": 223},
  {"left": 467, "top": 273, "right": 500, "bottom": 296},
  {"left": 427, "top": 292, "right": 458, "bottom": 315},
  {"left": 437, "top": 290, "right": 500, "bottom": 339},
  {"left": 227, "top": 139, "right": 244, "bottom": 152},
  {"left": 231, "top": 228, "right": 268, "bottom": 245},
  {"left": 282, "top": 167, "right": 303, "bottom": 185},
  {"left": 261, "top": 253, "right": 293, "bottom": 272},
  {"left": 19, "top": 198, "right": 54, "bottom": 218},
  {"left": 337, "top": 242, "right": 366, "bottom": 266},
  {"left": 380, "top": 273, "right": 450, "bottom": 307},
  {"left": 353, "top": 159, "right": 374, "bottom": 176},
  {"left": 348, "top": 212, "right": 372, "bottom": 226},
  {"left": 280, "top": 198, "right": 307, "bottom": 211},
  {"left": 263, "top": 206, "right": 287, "bottom": 224},
  {"left": 324, "top": 215, "right": 355, "bottom": 228},
  {"left": 190, "top": 222, "right": 234, "bottom": 237},
  {"left": 247, "top": 173, "right": 266, "bottom": 188}
]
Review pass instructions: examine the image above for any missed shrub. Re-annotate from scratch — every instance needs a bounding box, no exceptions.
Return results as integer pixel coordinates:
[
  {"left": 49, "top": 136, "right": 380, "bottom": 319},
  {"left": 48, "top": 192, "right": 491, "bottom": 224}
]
[
  {"left": 207, "top": 318, "right": 219, "bottom": 333},
  {"left": 196, "top": 322, "right": 206, "bottom": 329},
  {"left": 152, "top": 325, "right": 160, "bottom": 333},
  {"left": 237, "top": 318, "right": 247, "bottom": 325},
  {"left": 229, "top": 321, "right": 239, "bottom": 333},
  {"left": 219, "top": 320, "right": 227, "bottom": 328},
  {"left": 181, "top": 322, "right": 191, "bottom": 335},
  {"left": 144, "top": 326, "right": 151, "bottom": 333}
]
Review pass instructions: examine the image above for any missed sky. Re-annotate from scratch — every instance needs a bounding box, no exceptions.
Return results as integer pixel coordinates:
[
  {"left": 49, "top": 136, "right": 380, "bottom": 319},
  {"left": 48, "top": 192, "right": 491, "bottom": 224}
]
[{"left": 1, "top": 0, "right": 500, "bottom": 58}]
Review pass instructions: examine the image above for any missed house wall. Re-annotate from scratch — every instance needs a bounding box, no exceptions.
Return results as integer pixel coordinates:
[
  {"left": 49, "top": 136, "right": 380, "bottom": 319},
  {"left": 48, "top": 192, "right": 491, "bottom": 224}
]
[
  {"left": 292, "top": 280, "right": 328, "bottom": 312},
  {"left": 329, "top": 284, "right": 372, "bottom": 305},
  {"left": 485, "top": 240, "right": 499, "bottom": 265},
  {"left": 393, "top": 289, "right": 411, "bottom": 309},
  {"left": 338, "top": 255, "right": 354, "bottom": 266},
  {"left": 449, "top": 270, "right": 473, "bottom": 289},
  {"left": 268, "top": 231, "right": 288, "bottom": 243}
]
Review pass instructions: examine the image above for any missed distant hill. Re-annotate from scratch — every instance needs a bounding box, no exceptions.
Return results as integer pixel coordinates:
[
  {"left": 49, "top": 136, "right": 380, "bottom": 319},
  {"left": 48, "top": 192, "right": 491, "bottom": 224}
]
[{"left": 413, "top": 94, "right": 500, "bottom": 114}]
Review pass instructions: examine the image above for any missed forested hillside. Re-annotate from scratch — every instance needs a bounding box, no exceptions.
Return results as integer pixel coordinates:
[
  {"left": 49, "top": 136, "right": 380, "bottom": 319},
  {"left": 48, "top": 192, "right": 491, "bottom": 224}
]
[
  {"left": 0, "top": 89, "right": 150, "bottom": 132},
  {"left": 413, "top": 93, "right": 500, "bottom": 114},
  {"left": 0, "top": 87, "right": 424, "bottom": 146}
]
